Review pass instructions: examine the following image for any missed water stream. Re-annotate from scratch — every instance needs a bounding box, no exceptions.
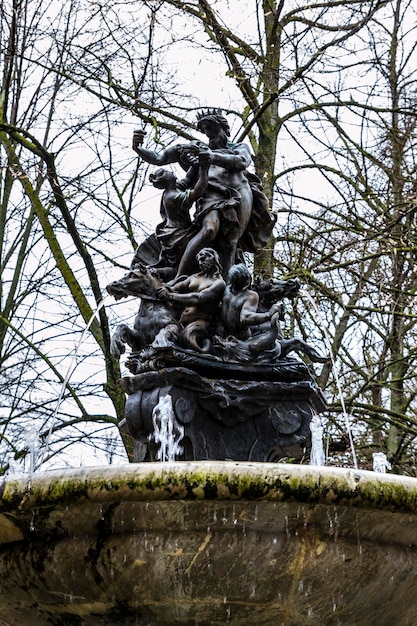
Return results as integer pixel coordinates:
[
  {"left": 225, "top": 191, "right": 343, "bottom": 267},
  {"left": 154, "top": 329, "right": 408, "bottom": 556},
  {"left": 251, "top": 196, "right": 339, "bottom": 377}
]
[
  {"left": 373, "top": 452, "right": 391, "bottom": 473},
  {"left": 300, "top": 289, "right": 358, "bottom": 469},
  {"left": 36, "top": 295, "right": 113, "bottom": 470},
  {"left": 24, "top": 427, "right": 39, "bottom": 476},
  {"left": 310, "top": 415, "right": 325, "bottom": 466},
  {"left": 151, "top": 394, "right": 184, "bottom": 462}
]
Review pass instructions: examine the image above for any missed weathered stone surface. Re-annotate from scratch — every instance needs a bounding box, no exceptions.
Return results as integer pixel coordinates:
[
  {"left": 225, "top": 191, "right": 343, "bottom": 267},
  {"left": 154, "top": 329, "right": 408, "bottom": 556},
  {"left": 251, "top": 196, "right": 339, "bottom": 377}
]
[{"left": 0, "top": 462, "right": 416, "bottom": 625}]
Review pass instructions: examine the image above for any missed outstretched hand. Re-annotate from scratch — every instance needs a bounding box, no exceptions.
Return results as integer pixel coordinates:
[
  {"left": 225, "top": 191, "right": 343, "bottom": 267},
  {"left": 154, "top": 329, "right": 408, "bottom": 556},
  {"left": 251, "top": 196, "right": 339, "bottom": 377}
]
[
  {"left": 132, "top": 130, "right": 147, "bottom": 153},
  {"left": 156, "top": 286, "right": 173, "bottom": 301}
]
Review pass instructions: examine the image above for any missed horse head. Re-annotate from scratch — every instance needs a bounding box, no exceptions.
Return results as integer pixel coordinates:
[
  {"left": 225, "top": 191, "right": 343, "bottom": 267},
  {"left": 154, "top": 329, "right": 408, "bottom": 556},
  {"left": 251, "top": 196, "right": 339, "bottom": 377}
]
[
  {"left": 254, "top": 276, "right": 301, "bottom": 306},
  {"left": 106, "top": 267, "right": 162, "bottom": 300}
]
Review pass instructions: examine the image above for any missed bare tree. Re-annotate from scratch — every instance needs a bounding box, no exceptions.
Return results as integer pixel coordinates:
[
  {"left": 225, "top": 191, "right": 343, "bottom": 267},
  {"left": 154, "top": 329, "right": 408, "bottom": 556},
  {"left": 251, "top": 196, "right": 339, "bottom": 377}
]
[
  {"left": 0, "top": 0, "right": 173, "bottom": 470},
  {"left": 274, "top": 0, "right": 417, "bottom": 472}
]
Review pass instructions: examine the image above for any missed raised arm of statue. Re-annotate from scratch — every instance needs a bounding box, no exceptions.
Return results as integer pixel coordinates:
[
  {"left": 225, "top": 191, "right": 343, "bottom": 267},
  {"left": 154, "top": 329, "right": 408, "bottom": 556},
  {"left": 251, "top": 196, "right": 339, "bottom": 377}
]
[
  {"left": 132, "top": 139, "right": 182, "bottom": 166},
  {"left": 186, "top": 153, "right": 210, "bottom": 205},
  {"left": 132, "top": 132, "right": 205, "bottom": 173}
]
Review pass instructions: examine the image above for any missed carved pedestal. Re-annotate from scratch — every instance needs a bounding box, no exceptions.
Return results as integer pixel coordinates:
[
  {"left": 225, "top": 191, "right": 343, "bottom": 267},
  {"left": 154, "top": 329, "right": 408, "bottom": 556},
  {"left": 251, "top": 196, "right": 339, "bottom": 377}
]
[{"left": 119, "top": 350, "right": 326, "bottom": 463}]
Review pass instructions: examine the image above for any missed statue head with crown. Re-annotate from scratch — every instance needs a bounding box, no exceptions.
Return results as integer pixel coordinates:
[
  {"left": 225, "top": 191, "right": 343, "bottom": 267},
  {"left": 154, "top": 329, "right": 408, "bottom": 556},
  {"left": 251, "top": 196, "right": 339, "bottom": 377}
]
[{"left": 195, "top": 108, "right": 231, "bottom": 149}]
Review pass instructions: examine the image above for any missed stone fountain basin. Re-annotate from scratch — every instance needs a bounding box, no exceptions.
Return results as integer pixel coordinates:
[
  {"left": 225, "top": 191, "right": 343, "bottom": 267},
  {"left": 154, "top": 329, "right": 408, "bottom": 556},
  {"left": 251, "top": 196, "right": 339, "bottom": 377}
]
[{"left": 1, "top": 462, "right": 417, "bottom": 625}]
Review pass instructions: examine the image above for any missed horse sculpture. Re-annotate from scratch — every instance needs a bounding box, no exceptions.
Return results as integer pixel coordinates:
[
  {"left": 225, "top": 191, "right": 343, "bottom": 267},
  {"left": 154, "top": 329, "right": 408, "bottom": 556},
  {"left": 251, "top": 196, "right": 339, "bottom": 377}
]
[{"left": 106, "top": 267, "right": 180, "bottom": 360}]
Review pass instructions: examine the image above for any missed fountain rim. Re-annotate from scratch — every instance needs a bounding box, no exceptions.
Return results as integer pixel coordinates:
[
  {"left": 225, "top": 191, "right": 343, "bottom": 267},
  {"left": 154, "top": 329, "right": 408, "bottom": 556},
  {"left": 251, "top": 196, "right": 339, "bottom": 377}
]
[{"left": 1, "top": 461, "right": 417, "bottom": 515}]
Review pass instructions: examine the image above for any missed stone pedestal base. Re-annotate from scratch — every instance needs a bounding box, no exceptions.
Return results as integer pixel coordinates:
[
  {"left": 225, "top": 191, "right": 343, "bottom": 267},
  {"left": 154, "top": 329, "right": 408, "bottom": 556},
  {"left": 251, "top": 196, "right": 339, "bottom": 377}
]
[{"left": 119, "top": 356, "right": 326, "bottom": 462}]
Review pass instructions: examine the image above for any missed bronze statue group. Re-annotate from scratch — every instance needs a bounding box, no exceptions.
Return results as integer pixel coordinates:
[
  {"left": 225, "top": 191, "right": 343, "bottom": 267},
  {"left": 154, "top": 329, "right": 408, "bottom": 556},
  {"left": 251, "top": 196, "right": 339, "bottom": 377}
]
[{"left": 107, "top": 110, "right": 327, "bottom": 371}]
